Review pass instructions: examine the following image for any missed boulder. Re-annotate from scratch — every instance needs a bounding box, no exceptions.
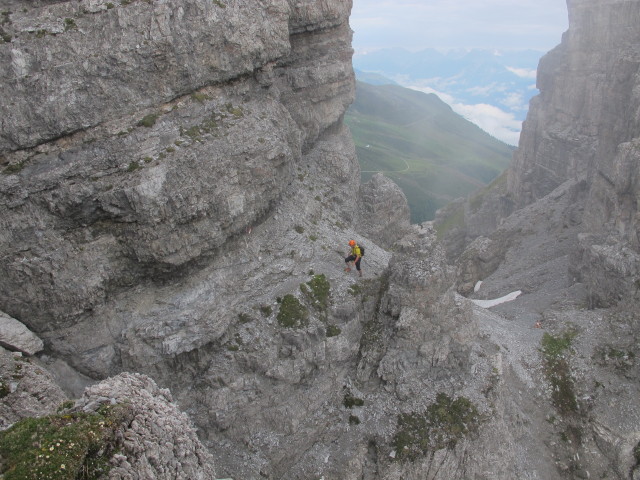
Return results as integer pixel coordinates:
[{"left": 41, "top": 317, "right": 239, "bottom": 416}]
[
  {"left": 0, "top": 346, "right": 67, "bottom": 429},
  {"left": 76, "top": 372, "right": 217, "bottom": 480},
  {"left": 0, "top": 311, "right": 43, "bottom": 356}
]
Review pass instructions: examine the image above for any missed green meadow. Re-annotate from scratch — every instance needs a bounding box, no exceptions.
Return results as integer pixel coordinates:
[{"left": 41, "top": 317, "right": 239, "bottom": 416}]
[{"left": 345, "top": 81, "right": 515, "bottom": 223}]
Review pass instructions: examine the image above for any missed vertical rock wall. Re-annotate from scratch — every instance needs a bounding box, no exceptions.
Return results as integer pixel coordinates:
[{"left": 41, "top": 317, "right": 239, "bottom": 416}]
[
  {"left": 508, "top": 0, "right": 640, "bottom": 212},
  {"left": 506, "top": 0, "right": 640, "bottom": 305},
  {"left": 0, "top": 0, "right": 355, "bottom": 330}
]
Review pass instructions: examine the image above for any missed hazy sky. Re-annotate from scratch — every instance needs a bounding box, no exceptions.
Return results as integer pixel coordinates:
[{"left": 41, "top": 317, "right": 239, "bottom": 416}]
[{"left": 351, "top": 0, "right": 569, "bottom": 52}]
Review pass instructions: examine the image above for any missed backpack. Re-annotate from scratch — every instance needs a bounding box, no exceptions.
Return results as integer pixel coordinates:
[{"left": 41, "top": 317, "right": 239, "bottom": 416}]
[{"left": 358, "top": 244, "right": 365, "bottom": 256}]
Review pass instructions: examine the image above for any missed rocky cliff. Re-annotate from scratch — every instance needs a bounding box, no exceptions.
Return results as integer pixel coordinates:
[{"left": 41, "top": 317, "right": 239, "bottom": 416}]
[
  {"left": 509, "top": 0, "right": 640, "bottom": 306},
  {"left": 437, "top": 0, "right": 640, "bottom": 307},
  {"left": 2, "top": 0, "right": 640, "bottom": 479},
  {"left": 0, "top": 0, "right": 355, "bottom": 335},
  {"left": 434, "top": 1, "right": 640, "bottom": 478}
]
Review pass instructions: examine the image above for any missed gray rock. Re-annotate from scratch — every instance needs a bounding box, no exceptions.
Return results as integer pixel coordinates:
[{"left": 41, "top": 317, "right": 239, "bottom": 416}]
[
  {"left": 0, "top": 346, "right": 67, "bottom": 429},
  {"left": 1, "top": 0, "right": 640, "bottom": 478},
  {"left": 0, "top": 0, "right": 355, "bottom": 334},
  {"left": 0, "top": 310, "right": 44, "bottom": 355},
  {"left": 506, "top": 0, "right": 640, "bottom": 305},
  {"left": 440, "top": 0, "right": 640, "bottom": 307},
  {"left": 76, "top": 372, "right": 217, "bottom": 480},
  {"left": 358, "top": 173, "right": 412, "bottom": 249}
]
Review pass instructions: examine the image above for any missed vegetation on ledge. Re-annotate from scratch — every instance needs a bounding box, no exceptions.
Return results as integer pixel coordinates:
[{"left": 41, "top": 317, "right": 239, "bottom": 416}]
[
  {"left": 276, "top": 294, "right": 309, "bottom": 329},
  {"left": 0, "top": 403, "right": 131, "bottom": 480},
  {"left": 392, "top": 393, "right": 481, "bottom": 461},
  {"left": 541, "top": 329, "right": 578, "bottom": 415}
]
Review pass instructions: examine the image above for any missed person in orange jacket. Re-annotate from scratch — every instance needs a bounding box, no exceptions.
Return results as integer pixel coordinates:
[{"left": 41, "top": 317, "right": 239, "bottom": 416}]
[{"left": 344, "top": 239, "right": 363, "bottom": 277}]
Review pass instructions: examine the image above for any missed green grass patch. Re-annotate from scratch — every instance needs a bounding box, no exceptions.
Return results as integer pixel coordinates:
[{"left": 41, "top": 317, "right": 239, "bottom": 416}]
[
  {"left": 347, "top": 284, "right": 362, "bottom": 296},
  {"left": 392, "top": 393, "right": 481, "bottom": 461},
  {"left": 300, "top": 274, "right": 331, "bottom": 312},
  {"left": 137, "top": 113, "right": 159, "bottom": 128},
  {"left": 127, "top": 161, "right": 142, "bottom": 172},
  {"left": 0, "top": 404, "right": 131, "bottom": 480},
  {"left": 0, "top": 380, "right": 9, "bottom": 398},
  {"left": 276, "top": 294, "right": 308, "bottom": 329},
  {"left": 343, "top": 394, "right": 364, "bottom": 408},
  {"left": 0, "top": 27, "right": 11, "bottom": 43},
  {"left": 3, "top": 161, "right": 25, "bottom": 175},
  {"left": 191, "top": 92, "right": 211, "bottom": 103},
  {"left": 183, "top": 125, "right": 201, "bottom": 140},
  {"left": 326, "top": 325, "right": 341, "bottom": 337},
  {"left": 56, "top": 401, "right": 75, "bottom": 413},
  {"left": 541, "top": 330, "right": 579, "bottom": 415},
  {"left": 596, "top": 345, "right": 636, "bottom": 372},
  {"left": 225, "top": 103, "right": 243, "bottom": 117},
  {"left": 541, "top": 330, "right": 576, "bottom": 358},
  {"left": 63, "top": 18, "right": 76, "bottom": 31}
]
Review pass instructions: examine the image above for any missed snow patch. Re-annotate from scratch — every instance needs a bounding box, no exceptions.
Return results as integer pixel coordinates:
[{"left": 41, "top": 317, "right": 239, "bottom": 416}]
[{"left": 471, "top": 290, "right": 522, "bottom": 308}]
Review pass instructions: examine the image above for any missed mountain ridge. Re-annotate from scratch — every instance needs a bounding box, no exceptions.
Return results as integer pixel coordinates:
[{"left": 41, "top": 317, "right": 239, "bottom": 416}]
[{"left": 353, "top": 46, "right": 544, "bottom": 118}]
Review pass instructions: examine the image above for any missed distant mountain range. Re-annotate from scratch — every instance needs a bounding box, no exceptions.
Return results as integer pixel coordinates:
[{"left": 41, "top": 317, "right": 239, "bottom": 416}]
[
  {"left": 353, "top": 47, "right": 542, "bottom": 118},
  {"left": 352, "top": 48, "right": 546, "bottom": 145},
  {"left": 346, "top": 80, "right": 514, "bottom": 223}
]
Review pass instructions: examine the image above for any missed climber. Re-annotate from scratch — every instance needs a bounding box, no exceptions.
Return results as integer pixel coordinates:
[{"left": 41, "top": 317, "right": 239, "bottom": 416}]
[{"left": 344, "top": 239, "right": 363, "bottom": 277}]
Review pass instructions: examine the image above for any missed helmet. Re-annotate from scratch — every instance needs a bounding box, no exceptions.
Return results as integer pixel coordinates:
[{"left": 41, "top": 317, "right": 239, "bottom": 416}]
[{"left": 348, "top": 240, "right": 356, "bottom": 246}]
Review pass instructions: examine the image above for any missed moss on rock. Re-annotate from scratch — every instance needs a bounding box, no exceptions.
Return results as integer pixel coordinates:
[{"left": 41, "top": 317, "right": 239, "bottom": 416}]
[
  {"left": 392, "top": 393, "right": 481, "bottom": 461},
  {"left": 0, "top": 403, "right": 131, "bottom": 480},
  {"left": 277, "top": 294, "right": 308, "bottom": 329}
]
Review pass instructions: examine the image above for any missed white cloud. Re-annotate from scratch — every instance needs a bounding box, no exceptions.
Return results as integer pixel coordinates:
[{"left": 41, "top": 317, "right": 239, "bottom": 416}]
[
  {"left": 466, "top": 83, "right": 502, "bottom": 98},
  {"left": 506, "top": 66, "right": 537, "bottom": 79},
  {"left": 501, "top": 92, "right": 526, "bottom": 111},
  {"left": 451, "top": 103, "right": 522, "bottom": 145},
  {"left": 407, "top": 76, "right": 462, "bottom": 91},
  {"left": 407, "top": 86, "right": 522, "bottom": 146},
  {"left": 350, "top": 0, "right": 565, "bottom": 146}
]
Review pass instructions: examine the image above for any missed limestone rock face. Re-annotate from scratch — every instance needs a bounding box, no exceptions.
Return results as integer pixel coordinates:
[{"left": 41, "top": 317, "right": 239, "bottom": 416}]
[
  {"left": 76, "top": 372, "right": 217, "bottom": 480},
  {"left": 364, "top": 224, "right": 472, "bottom": 395},
  {"left": 4, "top": 0, "right": 640, "bottom": 478},
  {"left": 0, "top": 347, "right": 67, "bottom": 429},
  {"left": 434, "top": 3, "right": 640, "bottom": 475},
  {"left": 504, "top": 0, "right": 640, "bottom": 305},
  {"left": 0, "top": 0, "right": 355, "bottom": 331},
  {"left": 0, "top": 310, "right": 44, "bottom": 355},
  {"left": 508, "top": 0, "right": 640, "bottom": 210},
  {"left": 357, "top": 173, "right": 412, "bottom": 249},
  {"left": 1, "top": 0, "right": 293, "bottom": 151}
]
